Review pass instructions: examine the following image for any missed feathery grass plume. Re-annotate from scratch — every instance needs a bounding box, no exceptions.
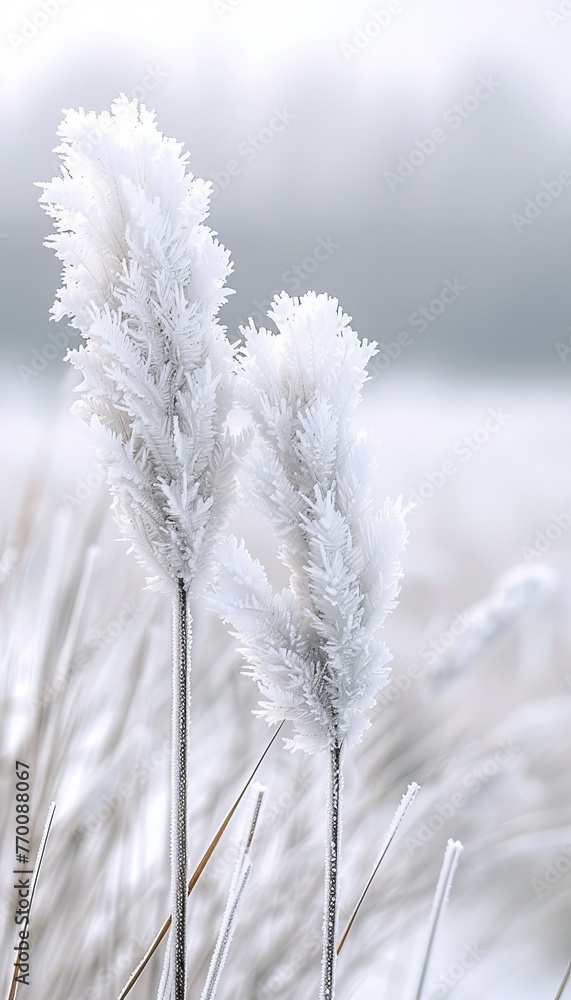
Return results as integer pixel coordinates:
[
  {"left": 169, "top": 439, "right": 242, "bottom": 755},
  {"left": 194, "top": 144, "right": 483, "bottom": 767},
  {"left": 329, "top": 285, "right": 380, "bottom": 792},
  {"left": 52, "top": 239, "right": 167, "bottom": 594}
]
[
  {"left": 210, "top": 291, "right": 408, "bottom": 999},
  {"left": 429, "top": 563, "right": 557, "bottom": 691},
  {"left": 37, "top": 96, "right": 238, "bottom": 1000}
]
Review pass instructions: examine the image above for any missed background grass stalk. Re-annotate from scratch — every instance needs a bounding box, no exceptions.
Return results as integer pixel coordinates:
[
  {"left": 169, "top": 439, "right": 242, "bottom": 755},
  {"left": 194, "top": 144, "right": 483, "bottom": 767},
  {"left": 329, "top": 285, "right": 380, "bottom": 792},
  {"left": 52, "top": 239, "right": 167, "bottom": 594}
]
[
  {"left": 320, "top": 739, "right": 342, "bottom": 1000},
  {"left": 554, "top": 960, "right": 571, "bottom": 1000},
  {"left": 172, "top": 579, "right": 190, "bottom": 1000}
]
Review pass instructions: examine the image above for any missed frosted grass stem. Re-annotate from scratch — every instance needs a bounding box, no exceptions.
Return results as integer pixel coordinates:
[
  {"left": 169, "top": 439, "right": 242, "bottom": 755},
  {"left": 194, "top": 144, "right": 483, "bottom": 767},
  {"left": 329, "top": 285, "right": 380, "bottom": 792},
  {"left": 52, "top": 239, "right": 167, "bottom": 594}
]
[
  {"left": 413, "top": 839, "right": 463, "bottom": 1000},
  {"left": 321, "top": 739, "right": 342, "bottom": 1000},
  {"left": 8, "top": 802, "right": 56, "bottom": 1000},
  {"left": 116, "top": 725, "right": 283, "bottom": 1000},
  {"left": 172, "top": 579, "right": 190, "bottom": 1000}
]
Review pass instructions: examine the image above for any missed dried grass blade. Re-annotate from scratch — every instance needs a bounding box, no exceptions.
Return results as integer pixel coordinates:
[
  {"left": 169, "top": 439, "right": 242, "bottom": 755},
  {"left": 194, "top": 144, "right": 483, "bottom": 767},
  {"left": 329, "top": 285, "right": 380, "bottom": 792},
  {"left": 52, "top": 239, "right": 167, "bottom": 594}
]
[
  {"left": 7, "top": 802, "right": 56, "bottom": 1000},
  {"left": 116, "top": 723, "right": 283, "bottom": 1000}
]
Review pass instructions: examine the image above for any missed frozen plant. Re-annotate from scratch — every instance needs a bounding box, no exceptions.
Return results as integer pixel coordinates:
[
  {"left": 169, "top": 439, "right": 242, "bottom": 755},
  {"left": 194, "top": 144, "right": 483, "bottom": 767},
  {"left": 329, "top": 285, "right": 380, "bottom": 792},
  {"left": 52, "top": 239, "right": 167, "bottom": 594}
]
[
  {"left": 210, "top": 291, "right": 408, "bottom": 999},
  {"left": 37, "top": 96, "right": 239, "bottom": 1000}
]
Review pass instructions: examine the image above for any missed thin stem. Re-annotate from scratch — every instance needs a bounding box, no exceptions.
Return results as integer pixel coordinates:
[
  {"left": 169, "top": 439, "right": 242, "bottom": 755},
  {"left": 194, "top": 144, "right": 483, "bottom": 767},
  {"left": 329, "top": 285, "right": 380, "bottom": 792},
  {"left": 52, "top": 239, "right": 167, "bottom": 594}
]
[
  {"left": 320, "top": 739, "right": 342, "bottom": 1000},
  {"left": 413, "top": 839, "right": 463, "bottom": 1000},
  {"left": 200, "top": 786, "right": 265, "bottom": 1000},
  {"left": 555, "top": 960, "right": 571, "bottom": 1000},
  {"left": 171, "top": 579, "right": 190, "bottom": 1000},
  {"left": 337, "top": 782, "right": 420, "bottom": 955}
]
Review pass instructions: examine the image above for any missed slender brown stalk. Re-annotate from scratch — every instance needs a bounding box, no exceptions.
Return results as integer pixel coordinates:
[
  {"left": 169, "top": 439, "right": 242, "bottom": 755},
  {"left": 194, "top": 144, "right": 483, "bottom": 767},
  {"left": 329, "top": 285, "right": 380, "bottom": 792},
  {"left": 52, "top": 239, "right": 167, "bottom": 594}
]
[
  {"left": 171, "top": 579, "right": 190, "bottom": 1000},
  {"left": 7, "top": 803, "right": 56, "bottom": 1000},
  {"left": 320, "top": 740, "right": 342, "bottom": 1000},
  {"left": 116, "top": 722, "right": 284, "bottom": 1000},
  {"left": 337, "top": 782, "right": 420, "bottom": 956}
]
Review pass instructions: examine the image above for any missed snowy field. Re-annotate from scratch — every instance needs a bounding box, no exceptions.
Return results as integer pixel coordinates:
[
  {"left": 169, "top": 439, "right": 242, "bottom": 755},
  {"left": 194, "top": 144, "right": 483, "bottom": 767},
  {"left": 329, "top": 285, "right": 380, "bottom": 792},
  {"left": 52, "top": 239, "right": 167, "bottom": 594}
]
[{"left": 1, "top": 370, "right": 570, "bottom": 999}]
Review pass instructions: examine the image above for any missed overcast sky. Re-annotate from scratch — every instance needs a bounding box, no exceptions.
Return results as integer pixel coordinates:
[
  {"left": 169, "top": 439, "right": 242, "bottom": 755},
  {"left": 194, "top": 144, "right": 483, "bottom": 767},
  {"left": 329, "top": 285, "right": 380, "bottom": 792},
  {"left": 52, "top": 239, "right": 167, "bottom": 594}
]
[{"left": 1, "top": 0, "right": 571, "bottom": 390}]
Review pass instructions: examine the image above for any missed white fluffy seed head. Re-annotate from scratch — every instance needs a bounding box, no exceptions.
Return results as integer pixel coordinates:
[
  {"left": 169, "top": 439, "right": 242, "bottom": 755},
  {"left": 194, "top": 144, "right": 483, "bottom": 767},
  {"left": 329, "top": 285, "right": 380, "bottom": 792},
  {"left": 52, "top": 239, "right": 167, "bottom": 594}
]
[
  {"left": 211, "top": 292, "right": 409, "bottom": 752},
  {"left": 38, "top": 97, "right": 240, "bottom": 595}
]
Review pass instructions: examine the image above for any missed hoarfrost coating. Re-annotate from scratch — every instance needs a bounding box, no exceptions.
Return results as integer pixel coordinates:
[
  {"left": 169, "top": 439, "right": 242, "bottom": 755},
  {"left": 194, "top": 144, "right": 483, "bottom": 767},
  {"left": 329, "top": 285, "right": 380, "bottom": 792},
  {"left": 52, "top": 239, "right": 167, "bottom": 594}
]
[
  {"left": 37, "top": 96, "right": 240, "bottom": 595},
  {"left": 210, "top": 291, "right": 409, "bottom": 753}
]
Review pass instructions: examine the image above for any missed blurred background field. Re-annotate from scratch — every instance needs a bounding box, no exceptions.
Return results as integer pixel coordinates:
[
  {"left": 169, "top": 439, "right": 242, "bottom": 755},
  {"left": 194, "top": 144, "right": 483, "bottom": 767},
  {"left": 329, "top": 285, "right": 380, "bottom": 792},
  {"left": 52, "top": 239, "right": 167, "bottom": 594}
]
[{"left": 1, "top": 0, "right": 571, "bottom": 997}]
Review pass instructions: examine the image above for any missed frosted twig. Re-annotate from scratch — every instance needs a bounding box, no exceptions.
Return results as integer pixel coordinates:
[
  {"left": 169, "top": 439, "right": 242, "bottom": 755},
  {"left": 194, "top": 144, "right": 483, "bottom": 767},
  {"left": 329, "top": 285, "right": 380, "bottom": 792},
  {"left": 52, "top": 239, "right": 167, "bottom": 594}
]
[
  {"left": 8, "top": 802, "right": 56, "bottom": 1000},
  {"left": 337, "top": 782, "right": 420, "bottom": 955},
  {"left": 412, "top": 839, "right": 463, "bottom": 1000},
  {"left": 200, "top": 785, "right": 265, "bottom": 1000}
]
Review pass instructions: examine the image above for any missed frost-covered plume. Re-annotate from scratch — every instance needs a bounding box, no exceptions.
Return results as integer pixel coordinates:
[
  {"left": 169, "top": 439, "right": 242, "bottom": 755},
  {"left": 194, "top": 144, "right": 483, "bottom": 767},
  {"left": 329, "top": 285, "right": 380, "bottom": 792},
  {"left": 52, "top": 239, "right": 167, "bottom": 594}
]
[
  {"left": 37, "top": 96, "right": 237, "bottom": 596},
  {"left": 38, "top": 97, "right": 239, "bottom": 1000},
  {"left": 212, "top": 291, "right": 407, "bottom": 754},
  {"left": 210, "top": 291, "right": 408, "bottom": 999}
]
